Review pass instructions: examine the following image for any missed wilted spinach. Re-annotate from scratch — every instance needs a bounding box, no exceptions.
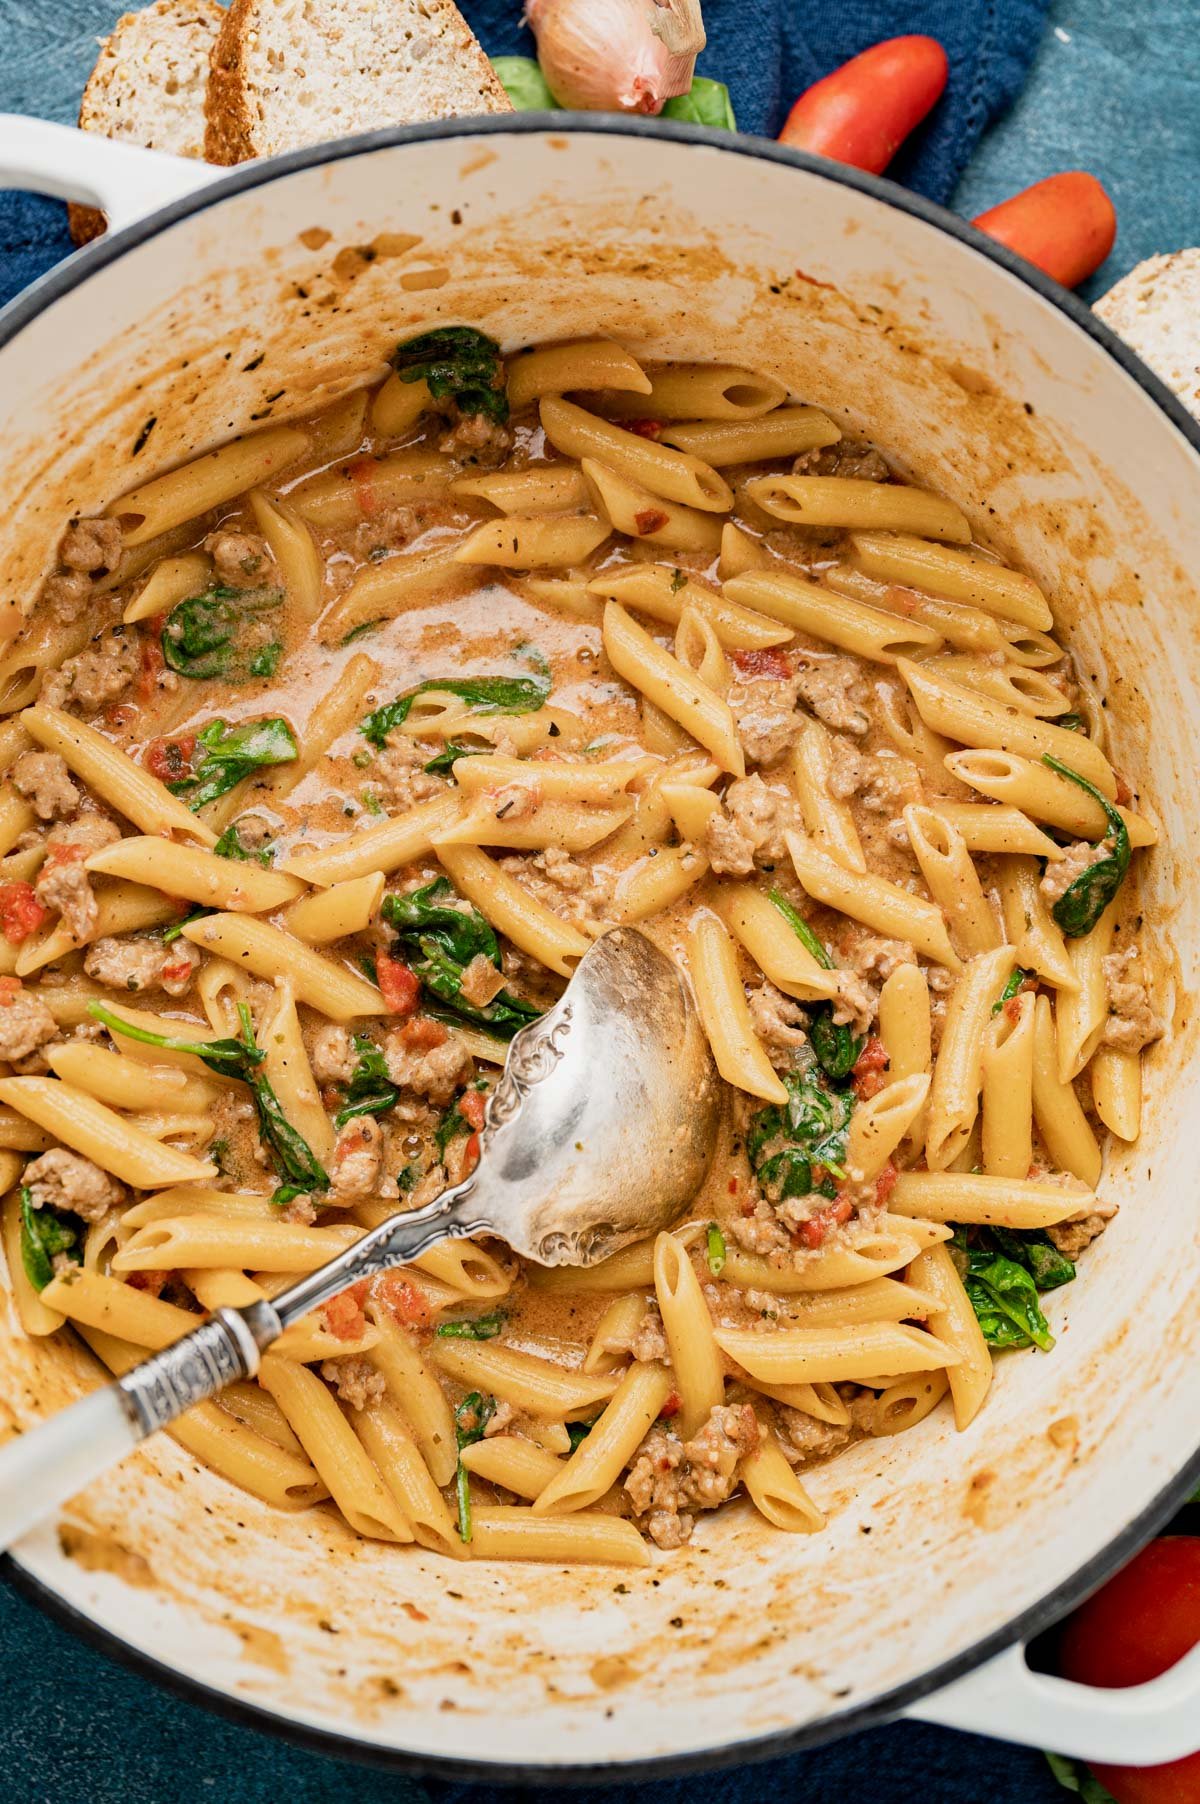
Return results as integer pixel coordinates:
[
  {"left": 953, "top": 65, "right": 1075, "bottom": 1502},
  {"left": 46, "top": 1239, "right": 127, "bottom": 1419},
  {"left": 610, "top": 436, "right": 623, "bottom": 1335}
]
[
  {"left": 436, "top": 1311, "right": 505, "bottom": 1341},
  {"left": 747, "top": 1053, "right": 853, "bottom": 1203},
  {"left": 952, "top": 1226, "right": 1072, "bottom": 1352},
  {"left": 19, "top": 1187, "right": 81, "bottom": 1292},
  {"left": 334, "top": 1035, "right": 398, "bottom": 1129},
  {"left": 382, "top": 878, "right": 540, "bottom": 1039},
  {"left": 394, "top": 326, "right": 508, "bottom": 425},
  {"left": 161, "top": 586, "right": 284, "bottom": 681},
  {"left": 993, "top": 966, "right": 1031, "bottom": 1013},
  {"left": 454, "top": 1391, "right": 496, "bottom": 1541},
  {"left": 768, "top": 888, "right": 863, "bottom": 1080},
  {"left": 213, "top": 819, "right": 277, "bottom": 866},
  {"left": 1042, "top": 755, "right": 1130, "bottom": 938},
  {"left": 167, "top": 717, "right": 297, "bottom": 811},
  {"left": 360, "top": 671, "right": 551, "bottom": 748}
]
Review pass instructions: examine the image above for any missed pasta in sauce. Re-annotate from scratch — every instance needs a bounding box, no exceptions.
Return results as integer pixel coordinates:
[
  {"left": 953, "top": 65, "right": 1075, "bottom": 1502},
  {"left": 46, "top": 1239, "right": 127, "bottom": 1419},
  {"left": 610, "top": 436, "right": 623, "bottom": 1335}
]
[{"left": 0, "top": 331, "right": 1163, "bottom": 1562}]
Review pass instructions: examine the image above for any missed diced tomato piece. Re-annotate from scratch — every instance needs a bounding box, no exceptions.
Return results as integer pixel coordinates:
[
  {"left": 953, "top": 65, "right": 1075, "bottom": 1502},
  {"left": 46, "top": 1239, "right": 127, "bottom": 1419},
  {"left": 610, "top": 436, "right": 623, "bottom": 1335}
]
[
  {"left": 127, "top": 1269, "right": 168, "bottom": 1296},
  {"left": 137, "top": 635, "right": 164, "bottom": 701},
  {"left": 1115, "top": 772, "right": 1133, "bottom": 807},
  {"left": 462, "top": 1132, "right": 481, "bottom": 1174},
  {"left": 731, "top": 647, "right": 793, "bottom": 678},
  {"left": 0, "top": 976, "right": 21, "bottom": 1002},
  {"left": 458, "top": 1089, "right": 487, "bottom": 1132},
  {"left": 160, "top": 958, "right": 194, "bottom": 986},
  {"left": 659, "top": 1391, "right": 682, "bottom": 1420},
  {"left": 324, "top": 1290, "right": 367, "bottom": 1341},
  {"left": 347, "top": 455, "right": 380, "bottom": 518},
  {"left": 145, "top": 734, "right": 197, "bottom": 784},
  {"left": 852, "top": 1035, "right": 890, "bottom": 1099},
  {"left": 399, "top": 1014, "right": 448, "bottom": 1050},
  {"left": 634, "top": 507, "right": 670, "bottom": 535},
  {"left": 374, "top": 1272, "right": 431, "bottom": 1330},
  {"left": 797, "top": 1196, "right": 854, "bottom": 1249},
  {"left": 873, "top": 1161, "right": 899, "bottom": 1207},
  {"left": 620, "top": 418, "right": 663, "bottom": 440},
  {"left": 376, "top": 951, "right": 421, "bottom": 1016},
  {"left": 728, "top": 1177, "right": 739, "bottom": 1195},
  {"left": 0, "top": 882, "right": 47, "bottom": 946}
]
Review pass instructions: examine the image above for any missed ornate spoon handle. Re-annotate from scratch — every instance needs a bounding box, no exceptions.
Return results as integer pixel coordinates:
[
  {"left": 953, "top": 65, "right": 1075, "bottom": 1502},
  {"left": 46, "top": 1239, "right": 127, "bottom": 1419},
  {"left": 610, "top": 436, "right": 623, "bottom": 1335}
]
[{"left": 0, "top": 1179, "right": 479, "bottom": 1552}]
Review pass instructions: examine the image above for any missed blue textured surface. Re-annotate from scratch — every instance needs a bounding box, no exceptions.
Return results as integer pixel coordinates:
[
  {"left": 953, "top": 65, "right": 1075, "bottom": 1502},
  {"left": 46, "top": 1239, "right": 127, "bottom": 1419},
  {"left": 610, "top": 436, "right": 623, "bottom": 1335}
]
[{"left": 0, "top": 0, "right": 1196, "bottom": 1797}]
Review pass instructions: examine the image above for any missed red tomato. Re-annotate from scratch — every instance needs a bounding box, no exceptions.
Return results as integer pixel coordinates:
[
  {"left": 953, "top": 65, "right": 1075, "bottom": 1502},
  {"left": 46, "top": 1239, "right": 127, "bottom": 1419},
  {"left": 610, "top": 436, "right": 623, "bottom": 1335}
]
[
  {"left": 324, "top": 1290, "right": 366, "bottom": 1341},
  {"left": 347, "top": 456, "right": 379, "bottom": 518},
  {"left": 796, "top": 1196, "right": 853, "bottom": 1248},
  {"left": 973, "top": 172, "right": 1116, "bottom": 289},
  {"left": 659, "top": 1391, "right": 682, "bottom": 1420},
  {"left": 458, "top": 1089, "right": 487, "bottom": 1132},
  {"left": 0, "top": 882, "right": 47, "bottom": 945},
  {"left": 634, "top": 507, "right": 670, "bottom": 535},
  {"left": 399, "top": 1014, "right": 448, "bottom": 1050},
  {"left": 623, "top": 418, "right": 663, "bottom": 440},
  {"left": 1054, "top": 1538, "right": 1200, "bottom": 1803},
  {"left": 145, "top": 734, "right": 196, "bottom": 784},
  {"left": 779, "top": 36, "right": 949, "bottom": 175},
  {"left": 374, "top": 1272, "right": 430, "bottom": 1330},
  {"left": 376, "top": 951, "right": 420, "bottom": 1016},
  {"left": 137, "top": 635, "right": 164, "bottom": 700},
  {"left": 0, "top": 976, "right": 21, "bottom": 1002},
  {"left": 852, "top": 1035, "right": 890, "bottom": 1099},
  {"left": 732, "top": 647, "right": 793, "bottom": 678}
]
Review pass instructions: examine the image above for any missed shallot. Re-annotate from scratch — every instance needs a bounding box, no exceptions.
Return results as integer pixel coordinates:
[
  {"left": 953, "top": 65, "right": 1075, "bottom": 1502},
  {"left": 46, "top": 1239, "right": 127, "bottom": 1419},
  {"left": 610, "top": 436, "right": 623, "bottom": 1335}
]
[{"left": 525, "top": 0, "right": 706, "bottom": 115}]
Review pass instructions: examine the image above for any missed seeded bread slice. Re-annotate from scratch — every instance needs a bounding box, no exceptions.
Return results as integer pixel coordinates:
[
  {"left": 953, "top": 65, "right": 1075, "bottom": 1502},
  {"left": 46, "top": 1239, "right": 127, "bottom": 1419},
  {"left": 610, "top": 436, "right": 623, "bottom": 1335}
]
[
  {"left": 69, "top": 0, "right": 224, "bottom": 245},
  {"left": 1095, "top": 251, "right": 1200, "bottom": 421},
  {"left": 204, "top": 0, "right": 512, "bottom": 166}
]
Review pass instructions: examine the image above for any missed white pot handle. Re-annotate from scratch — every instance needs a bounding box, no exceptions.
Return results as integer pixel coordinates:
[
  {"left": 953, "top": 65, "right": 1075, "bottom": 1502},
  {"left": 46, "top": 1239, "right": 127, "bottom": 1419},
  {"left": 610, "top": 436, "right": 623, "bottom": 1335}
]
[
  {"left": 908, "top": 1637, "right": 1200, "bottom": 1766},
  {"left": 0, "top": 115, "right": 218, "bottom": 234}
]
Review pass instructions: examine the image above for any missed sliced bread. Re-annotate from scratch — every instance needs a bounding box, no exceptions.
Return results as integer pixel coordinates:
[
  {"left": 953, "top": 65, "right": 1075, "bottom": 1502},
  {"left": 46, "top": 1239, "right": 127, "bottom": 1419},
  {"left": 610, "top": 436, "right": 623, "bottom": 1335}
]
[
  {"left": 204, "top": 0, "right": 512, "bottom": 166},
  {"left": 1095, "top": 251, "right": 1200, "bottom": 421},
  {"left": 70, "top": 0, "right": 224, "bottom": 245}
]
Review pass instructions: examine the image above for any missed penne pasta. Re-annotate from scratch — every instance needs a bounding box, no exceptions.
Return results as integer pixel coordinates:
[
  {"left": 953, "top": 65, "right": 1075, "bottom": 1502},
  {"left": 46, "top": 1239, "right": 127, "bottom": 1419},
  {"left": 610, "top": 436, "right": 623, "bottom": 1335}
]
[
  {"left": 86, "top": 836, "right": 305, "bottom": 912},
  {"left": 581, "top": 460, "right": 723, "bottom": 554},
  {"left": 746, "top": 475, "right": 971, "bottom": 543},
  {"left": 724, "top": 571, "right": 941, "bottom": 664},
  {"left": 688, "top": 911, "right": 788, "bottom": 1103},
  {"left": 21, "top": 706, "right": 217, "bottom": 845},
  {"left": 0, "top": 1077, "right": 214, "bottom": 1187},
  {"left": 891, "top": 1167, "right": 1094, "bottom": 1228},
  {"left": 660, "top": 407, "right": 841, "bottom": 465},
  {"left": 603, "top": 602, "right": 744, "bottom": 775},
  {"left": 180, "top": 914, "right": 383, "bottom": 1018},
  {"left": 107, "top": 425, "right": 309, "bottom": 543},
  {"left": 507, "top": 339, "right": 651, "bottom": 407},
  {"left": 452, "top": 513, "right": 610, "bottom": 569},
  {"left": 851, "top": 532, "right": 1053, "bottom": 630},
  {"left": 540, "top": 398, "right": 733, "bottom": 513},
  {"left": 785, "top": 831, "right": 961, "bottom": 970}
]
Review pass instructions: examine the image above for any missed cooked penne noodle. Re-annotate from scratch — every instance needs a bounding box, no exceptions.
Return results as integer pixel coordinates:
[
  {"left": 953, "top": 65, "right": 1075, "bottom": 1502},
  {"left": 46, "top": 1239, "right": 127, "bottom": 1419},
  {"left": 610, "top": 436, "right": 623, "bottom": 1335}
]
[
  {"left": 740, "top": 1426, "right": 825, "bottom": 1532},
  {"left": 603, "top": 602, "right": 744, "bottom": 775},
  {"left": 257, "top": 1355, "right": 412, "bottom": 1542},
  {"left": 46, "top": 1043, "right": 212, "bottom": 1115},
  {"left": 581, "top": 461, "right": 723, "bottom": 554},
  {"left": 929, "top": 653, "right": 1070, "bottom": 719},
  {"left": 281, "top": 872, "right": 384, "bottom": 945},
  {"left": 1091, "top": 1045, "right": 1142, "bottom": 1142},
  {"left": 469, "top": 1506, "right": 652, "bottom": 1567},
  {"left": 587, "top": 564, "right": 788, "bottom": 651},
  {"left": 603, "top": 363, "right": 787, "bottom": 421},
  {"left": 107, "top": 425, "right": 309, "bottom": 543},
  {"left": 260, "top": 977, "right": 335, "bottom": 1162},
  {"left": 451, "top": 753, "right": 651, "bottom": 805},
  {"left": 431, "top": 795, "right": 632, "bottom": 854},
  {"left": 533, "top": 1362, "right": 672, "bottom": 1515},
  {"left": 661, "top": 407, "right": 841, "bottom": 465},
  {"left": 904, "top": 805, "right": 1001, "bottom": 955},
  {"left": 430, "top": 1338, "right": 620, "bottom": 1420},
  {"left": 714, "top": 1322, "right": 960, "bottom": 1384},
  {"left": 996, "top": 856, "right": 1079, "bottom": 991},
  {"left": 789, "top": 720, "right": 866, "bottom": 872},
  {"left": 1055, "top": 903, "right": 1116, "bottom": 1082},
  {"left": 1031, "top": 993, "right": 1104, "bottom": 1186},
  {"left": 654, "top": 1230, "right": 724, "bottom": 1436},
  {"left": 907, "top": 1244, "right": 993, "bottom": 1429},
  {"left": 22, "top": 706, "right": 217, "bottom": 845},
  {"left": 924, "top": 947, "right": 1024, "bottom": 1170},
  {"left": 891, "top": 1166, "right": 1094, "bottom": 1228},
  {"left": 249, "top": 489, "right": 323, "bottom": 619},
  {"left": 583, "top": 1294, "right": 649, "bottom": 1375},
  {"left": 368, "top": 373, "right": 433, "bottom": 437},
  {"left": 927, "top": 801, "right": 1064, "bottom": 861},
  {"left": 0, "top": 1076, "right": 214, "bottom": 1187},
  {"left": 460, "top": 1434, "right": 566, "bottom": 1501},
  {"left": 354, "top": 1400, "right": 463, "bottom": 1557},
  {"left": 283, "top": 793, "right": 461, "bottom": 887},
  {"left": 981, "top": 991, "right": 1036, "bottom": 1179},
  {"left": 746, "top": 475, "right": 971, "bottom": 543},
  {"left": 845, "top": 1072, "right": 930, "bottom": 1182},
  {"left": 180, "top": 914, "right": 383, "bottom": 1018},
  {"left": 86, "top": 836, "right": 305, "bottom": 911},
  {"left": 289, "top": 448, "right": 454, "bottom": 530},
  {"left": 786, "top": 831, "right": 960, "bottom": 970},
  {"left": 434, "top": 843, "right": 589, "bottom": 976},
  {"left": 851, "top": 532, "right": 1053, "bottom": 630},
  {"left": 946, "top": 749, "right": 1157, "bottom": 846},
  {"left": 122, "top": 551, "right": 212, "bottom": 624},
  {"left": 113, "top": 1215, "right": 360, "bottom": 1272},
  {"left": 823, "top": 564, "right": 1007, "bottom": 653},
  {"left": 784, "top": 1277, "right": 942, "bottom": 1327},
  {"left": 318, "top": 546, "right": 471, "bottom": 642},
  {"left": 866, "top": 1370, "right": 951, "bottom": 1437},
  {"left": 365, "top": 1302, "right": 457, "bottom": 1486},
  {"left": 451, "top": 466, "right": 590, "bottom": 514},
  {"left": 527, "top": 1227, "right": 705, "bottom": 1294},
  {"left": 711, "top": 884, "right": 840, "bottom": 1003},
  {"left": 507, "top": 339, "right": 651, "bottom": 407},
  {"left": 453, "top": 513, "right": 610, "bottom": 569},
  {"left": 688, "top": 911, "right": 788, "bottom": 1103},
  {"left": 719, "top": 521, "right": 772, "bottom": 579},
  {"left": 724, "top": 570, "right": 941, "bottom": 664},
  {"left": 540, "top": 398, "right": 733, "bottom": 513},
  {"left": 877, "top": 964, "right": 932, "bottom": 1146}
]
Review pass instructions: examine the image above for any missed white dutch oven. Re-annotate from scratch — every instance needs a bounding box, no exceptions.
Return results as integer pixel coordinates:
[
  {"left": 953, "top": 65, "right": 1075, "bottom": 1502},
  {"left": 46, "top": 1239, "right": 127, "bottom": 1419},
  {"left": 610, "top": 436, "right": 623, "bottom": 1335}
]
[{"left": 0, "top": 113, "right": 1197, "bottom": 1779}]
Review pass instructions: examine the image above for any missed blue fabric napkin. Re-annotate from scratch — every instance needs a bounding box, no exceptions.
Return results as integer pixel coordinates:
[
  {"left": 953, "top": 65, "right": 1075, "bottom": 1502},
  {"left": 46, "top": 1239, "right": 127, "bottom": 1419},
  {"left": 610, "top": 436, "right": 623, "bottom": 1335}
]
[{"left": 0, "top": 0, "right": 1049, "bottom": 310}]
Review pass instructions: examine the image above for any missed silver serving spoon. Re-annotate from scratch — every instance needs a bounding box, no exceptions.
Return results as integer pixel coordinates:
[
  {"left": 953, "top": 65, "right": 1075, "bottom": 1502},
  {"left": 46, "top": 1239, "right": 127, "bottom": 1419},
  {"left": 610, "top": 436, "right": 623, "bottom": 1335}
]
[{"left": 0, "top": 927, "right": 720, "bottom": 1550}]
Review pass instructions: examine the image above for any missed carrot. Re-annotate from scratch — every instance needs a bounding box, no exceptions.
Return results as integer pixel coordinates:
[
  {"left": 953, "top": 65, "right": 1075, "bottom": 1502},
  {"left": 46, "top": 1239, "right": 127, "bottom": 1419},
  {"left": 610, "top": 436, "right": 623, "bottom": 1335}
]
[
  {"left": 972, "top": 172, "right": 1116, "bottom": 288},
  {"left": 778, "top": 36, "right": 948, "bottom": 175}
]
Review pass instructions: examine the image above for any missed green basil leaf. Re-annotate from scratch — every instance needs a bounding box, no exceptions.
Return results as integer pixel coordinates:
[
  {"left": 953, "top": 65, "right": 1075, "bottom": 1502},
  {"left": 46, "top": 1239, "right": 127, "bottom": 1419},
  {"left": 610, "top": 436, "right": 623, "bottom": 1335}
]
[
  {"left": 661, "top": 78, "right": 737, "bottom": 131},
  {"left": 19, "top": 1186, "right": 80, "bottom": 1292},
  {"left": 454, "top": 1390, "right": 497, "bottom": 1542},
  {"left": 423, "top": 741, "right": 485, "bottom": 777},
  {"left": 766, "top": 890, "right": 863, "bottom": 1078},
  {"left": 383, "top": 878, "right": 540, "bottom": 1040},
  {"left": 491, "top": 55, "right": 559, "bottom": 110},
  {"left": 1042, "top": 755, "right": 1130, "bottom": 937},
  {"left": 748, "top": 1056, "right": 852, "bottom": 1203},
  {"left": 767, "top": 888, "right": 832, "bottom": 968},
  {"left": 393, "top": 326, "right": 508, "bottom": 425},
  {"left": 361, "top": 673, "right": 551, "bottom": 747},
  {"left": 161, "top": 586, "right": 285, "bottom": 682},
  {"left": 250, "top": 1071, "right": 328, "bottom": 1192}
]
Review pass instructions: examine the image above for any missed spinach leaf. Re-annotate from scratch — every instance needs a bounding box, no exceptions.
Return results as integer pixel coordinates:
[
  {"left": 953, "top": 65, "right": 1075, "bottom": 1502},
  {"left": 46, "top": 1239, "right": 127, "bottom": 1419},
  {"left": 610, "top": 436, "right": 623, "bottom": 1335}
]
[
  {"left": 334, "top": 1034, "right": 398, "bottom": 1129},
  {"left": 213, "top": 820, "right": 276, "bottom": 866},
  {"left": 396, "top": 1161, "right": 420, "bottom": 1192},
  {"left": 1045, "top": 1753, "right": 1119, "bottom": 1803},
  {"left": 767, "top": 888, "right": 863, "bottom": 1080},
  {"left": 992, "top": 966, "right": 1031, "bottom": 1014},
  {"left": 19, "top": 1186, "right": 80, "bottom": 1292},
  {"left": 1042, "top": 756, "right": 1130, "bottom": 938},
  {"left": 567, "top": 1418, "right": 597, "bottom": 1453},
  {"left": 747, "top": 1055, "right": 853, "bottom": 1204},
  {"left": 89, "top": 1001, "right": 328, "bottom": 1194},
  {"left": 661, "top": 78, "right": 737, "bottom": 131},
  {"left": 706, "top": 1222, "right": 726, "bottom": 1276},
  {"left": 436, "top": 1100, "right": 472, "bottom": 1158},
  {"left": 454, "top": 1391, "right": 496, "bottom": 1541},
  {"left": 161, "top": 586, "right": 284, "bottom": 681},
  {"left": 436, "top": 1311, "right": 505, "bottom": 1341},
  {"left": 167, "top": 717, "right": 297, "bottom": 812},
  {"left": 360, "top": 672, "right": 551, "bottom": 748},
  {"left": 964, "top": 1250, "right": 1055, "bottom": 1351},
  {"left": 1055, "top": 713, "right": 1086, "bottom": 733},
  {"left": 423, "top": 741, "right": 484, "bottom": 777},
  {"left": 491, "top": 55, "right": 558, "bottom": 110},
  {"left": 985, "top": 1225, "right": 1076, "bottom": 1292},
  {"left": 393, "top": 326, "right": 508, "bottom": 425},
  {"left": 382, "top": 878, "right": 540, "bottom": 1039}
]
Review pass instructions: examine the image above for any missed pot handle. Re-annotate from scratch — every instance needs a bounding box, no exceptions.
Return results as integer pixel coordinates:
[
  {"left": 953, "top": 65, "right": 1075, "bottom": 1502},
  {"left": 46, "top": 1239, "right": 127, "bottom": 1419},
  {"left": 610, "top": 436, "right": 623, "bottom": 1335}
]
[
  {"left": 907, "top": 1638, "right": 1200, "bottom": 1766},
  {"left": 0, "top": 115, "right": 217, "bottom": 233}
]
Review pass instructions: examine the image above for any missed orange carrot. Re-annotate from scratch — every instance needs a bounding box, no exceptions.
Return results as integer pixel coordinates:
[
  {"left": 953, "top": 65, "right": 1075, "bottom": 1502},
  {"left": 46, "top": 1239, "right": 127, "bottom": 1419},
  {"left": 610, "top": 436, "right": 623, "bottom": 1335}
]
[
  {"left": 778, "top": 36, "right": 948, "bottom": 175},
  {"left": 972, "top": 172, "right": 1116, "bottom": 288}
]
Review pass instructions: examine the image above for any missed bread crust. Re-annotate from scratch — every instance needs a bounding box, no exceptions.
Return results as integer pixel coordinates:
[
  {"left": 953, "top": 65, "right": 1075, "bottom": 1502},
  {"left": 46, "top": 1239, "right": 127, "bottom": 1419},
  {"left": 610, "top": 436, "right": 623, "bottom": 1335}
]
[
  {"left": 204, "top": 0, "right": 512, "bottom": 165},
  {"left": 1095, "top": 251, "right": 1200, "bottom": 420}
]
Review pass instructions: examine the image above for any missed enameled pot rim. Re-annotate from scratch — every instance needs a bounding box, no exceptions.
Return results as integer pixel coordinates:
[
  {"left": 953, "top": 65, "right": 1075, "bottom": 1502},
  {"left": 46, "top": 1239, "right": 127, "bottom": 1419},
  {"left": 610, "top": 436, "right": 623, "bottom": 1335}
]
[{"left": 2, "top": 111, "right": 1198, "bottom": 1782}]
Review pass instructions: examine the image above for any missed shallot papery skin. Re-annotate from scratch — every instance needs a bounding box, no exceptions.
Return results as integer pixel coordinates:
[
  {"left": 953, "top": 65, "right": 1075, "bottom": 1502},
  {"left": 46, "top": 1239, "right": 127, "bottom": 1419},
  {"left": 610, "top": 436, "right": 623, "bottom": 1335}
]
[{"left": 525, "top": 0, "right": 704, "bottom": 114}]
